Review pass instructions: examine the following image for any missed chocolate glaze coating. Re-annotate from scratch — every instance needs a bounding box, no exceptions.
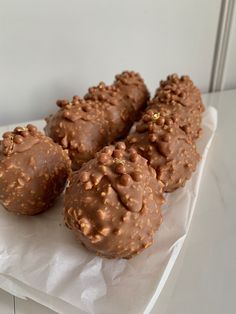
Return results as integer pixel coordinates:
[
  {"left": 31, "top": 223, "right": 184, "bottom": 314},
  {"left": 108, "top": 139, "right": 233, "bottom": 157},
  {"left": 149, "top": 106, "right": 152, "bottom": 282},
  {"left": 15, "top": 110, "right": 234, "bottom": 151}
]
[
  {"left": 85, "top": 71, "right": 149, "bottom": 139},
  {"left": 64, "top": 142, "right": 164, "bottom": 259},
  {"left": 45, "top": 97, "right": 109, "bottom": 170},
  {"left": 149, "top": 74, "right": 204, "bottom": 140},
  {"left": 45, "top": 71, "right": 149, "bottom": 170},
  {"left": 126, "top": 109, "right": 200, "bottom": 192},
  {"left": 0, "top": 125, "right": 71, "bottom": 215}
]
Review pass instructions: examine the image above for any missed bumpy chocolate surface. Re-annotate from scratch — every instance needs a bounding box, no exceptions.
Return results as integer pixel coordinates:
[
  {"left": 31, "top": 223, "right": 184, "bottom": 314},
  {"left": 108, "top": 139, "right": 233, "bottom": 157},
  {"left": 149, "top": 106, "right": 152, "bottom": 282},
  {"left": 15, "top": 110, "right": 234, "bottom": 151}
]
[
  {"left": 0, "top": 125, "right": 71, "bottom": 215},
  {"left": 45, "top": 97, "right": 109, "bottom": 170},
  {"left": 64, "top": 142, "right": 164, "bottom": 259},
  {"left": 45, "top": 71, "right": 149, "bottom": 170},
  {"left": 149, "top": 74, "right": 204, "bottom": 140},
  {"left": 126, "top": 109, "right": 200, "bottom": 192}
]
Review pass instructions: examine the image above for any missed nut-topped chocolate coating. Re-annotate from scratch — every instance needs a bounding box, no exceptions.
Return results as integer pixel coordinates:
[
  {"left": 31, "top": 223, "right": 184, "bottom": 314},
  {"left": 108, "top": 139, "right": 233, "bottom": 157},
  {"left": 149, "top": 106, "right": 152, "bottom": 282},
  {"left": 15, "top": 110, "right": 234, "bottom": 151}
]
[
  {"left": 45, "top": 97, "right": 110, "bottom": 171},
  {"left": 85, "top": 71, "right": 149, "bottom": 139},
  {"left": 64, "top": 142, "right": 164, "bottom": 259},
  {"left": 45, "top": 71, "right": 149, "bottom": 170},
  {"left": 149, "top": 74, "right": 204, "bottom": 140},
  {"left": 126, "top": 109, "right": 200, "bottom": 192},
  {"left": 0, "top": 125, "right": 71, "bottom": 215}
]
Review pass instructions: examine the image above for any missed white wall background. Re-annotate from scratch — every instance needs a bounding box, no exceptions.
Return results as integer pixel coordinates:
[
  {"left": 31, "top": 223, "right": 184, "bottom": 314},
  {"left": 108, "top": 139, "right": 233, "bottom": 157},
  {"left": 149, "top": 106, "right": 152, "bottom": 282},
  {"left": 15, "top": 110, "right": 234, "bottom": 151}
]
[
  {"left": 0, "top": 0, "right": 228, "bottom": 126},
  {"left": 223, "top": 5, "right": 236, "bottom": 90}
]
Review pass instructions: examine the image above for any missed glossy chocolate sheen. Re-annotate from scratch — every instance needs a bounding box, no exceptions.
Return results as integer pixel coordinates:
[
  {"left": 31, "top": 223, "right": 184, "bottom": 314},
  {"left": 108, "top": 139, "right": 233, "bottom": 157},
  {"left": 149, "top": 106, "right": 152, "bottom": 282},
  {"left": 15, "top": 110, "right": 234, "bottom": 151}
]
[
  {"left": 150, "top": 74, "right": 204, "bottom": 140},
  {"left": 126, "top": 109, "right": 200, "bottom": 192},
  {"left": 0, "top": 125, "right": 71, "bottom": 215},
  {"left": 45, "top": 71, "right": 149, "bottom": 170},
  {"left": 64, "top": 142, "right": 164, "bottom": 259}
]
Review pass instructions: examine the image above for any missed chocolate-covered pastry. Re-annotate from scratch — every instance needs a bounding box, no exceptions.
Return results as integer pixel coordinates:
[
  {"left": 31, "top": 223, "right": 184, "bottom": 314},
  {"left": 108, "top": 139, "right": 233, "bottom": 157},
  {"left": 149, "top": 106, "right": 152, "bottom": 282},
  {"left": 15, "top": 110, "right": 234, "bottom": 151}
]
[
  {"left": 45, "top": 71, "right": 149, "bottom": 170},
  {"left": 0, "top": 125, "right": 71, "bottom": 215},
  {"left": 85, "top": 71, "right": 149, "bottom": 139},
  {"left": 126, "top": 109, "right": 200, "bottom": 192},
  {"left": 45, "top": 97, "right": 109, "bottom": 171},
  {"left": 149, "top": 74, "right": 204, "bottom": 140},
  {"left": 64, "top": 142, "right": 164, "bottom": 259}
]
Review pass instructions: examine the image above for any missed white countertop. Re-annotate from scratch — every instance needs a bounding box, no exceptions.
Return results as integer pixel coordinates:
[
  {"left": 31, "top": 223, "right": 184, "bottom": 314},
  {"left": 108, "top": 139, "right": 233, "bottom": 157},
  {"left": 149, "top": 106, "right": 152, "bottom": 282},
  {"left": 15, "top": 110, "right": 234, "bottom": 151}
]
[{"left": 0, "top": 89, "right": 236, "bottom": 314}]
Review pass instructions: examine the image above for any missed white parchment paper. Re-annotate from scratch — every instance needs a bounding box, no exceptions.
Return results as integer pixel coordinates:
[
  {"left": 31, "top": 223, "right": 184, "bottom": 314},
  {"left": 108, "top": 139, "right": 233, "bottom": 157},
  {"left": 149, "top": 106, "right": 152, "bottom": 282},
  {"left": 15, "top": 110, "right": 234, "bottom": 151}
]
[{"left": 0, "top": 107, "right": 217, "bottom": 314}]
